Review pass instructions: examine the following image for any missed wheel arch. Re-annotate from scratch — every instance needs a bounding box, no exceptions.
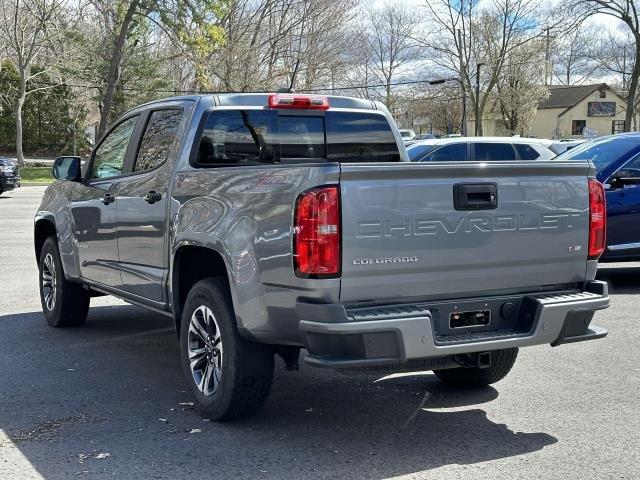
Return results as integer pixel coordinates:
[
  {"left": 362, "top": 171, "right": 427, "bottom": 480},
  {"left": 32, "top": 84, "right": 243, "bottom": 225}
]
[
  {"left": 34, "top": 216, "right": 57, "bottom": 263},
  {"left": 171, "top": 244, "right": 232, "bottom": 337}
]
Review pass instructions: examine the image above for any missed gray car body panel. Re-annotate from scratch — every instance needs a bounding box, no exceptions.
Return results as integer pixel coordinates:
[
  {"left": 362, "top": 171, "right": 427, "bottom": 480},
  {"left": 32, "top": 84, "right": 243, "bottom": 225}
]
[{"left": 35, "top": 94, "right": 607, "bottom": 359}]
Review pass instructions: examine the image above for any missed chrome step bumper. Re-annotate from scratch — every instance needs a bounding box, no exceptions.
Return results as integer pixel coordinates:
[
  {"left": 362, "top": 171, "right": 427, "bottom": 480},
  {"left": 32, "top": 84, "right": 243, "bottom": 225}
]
[{"left": 298, "top": 281, "right": 609, "bottom": 369}]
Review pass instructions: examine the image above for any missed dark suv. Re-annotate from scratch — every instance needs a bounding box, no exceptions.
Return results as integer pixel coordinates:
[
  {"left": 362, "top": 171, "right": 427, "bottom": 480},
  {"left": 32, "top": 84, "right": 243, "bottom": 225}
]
[{"left": 0, "top": 158, "right": 20, "bottom": 195}]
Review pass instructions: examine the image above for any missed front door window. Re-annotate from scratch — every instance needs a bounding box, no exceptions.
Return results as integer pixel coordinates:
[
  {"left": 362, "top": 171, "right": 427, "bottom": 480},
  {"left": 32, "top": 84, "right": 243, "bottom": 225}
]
[{"left": 90, "top": 116, "right": 138, "bottom": 180}]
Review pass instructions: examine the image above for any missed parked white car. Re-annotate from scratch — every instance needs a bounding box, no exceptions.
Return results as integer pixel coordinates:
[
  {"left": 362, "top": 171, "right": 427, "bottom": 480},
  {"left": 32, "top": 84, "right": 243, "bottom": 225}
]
[
  {"left": 399, "top": 129, "right": 416, "bottom": 142},
  {"left": 407, "top": 136, "right": 556, "bottom": 162}
]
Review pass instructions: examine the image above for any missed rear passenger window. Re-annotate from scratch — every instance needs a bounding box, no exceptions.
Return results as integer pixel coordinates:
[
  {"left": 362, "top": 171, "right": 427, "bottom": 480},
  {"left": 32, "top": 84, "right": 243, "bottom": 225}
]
[
  {"left": 135, "top": 109, "right": 183, "bottom": 172},
  {"left": 325, "top": 112, "right": 400, "bottom": 163},
  {"left": 515, "top": 143, "right": 540, "bottom": 160},
  {"left": 475, "top": 143, "right": 516, "bottom": 161},
  {"left": 423, "top": 143, "right": 466, "bottom": 162},
  {"left": 197, "top": 111, "right": 277, "bottom": 165}
]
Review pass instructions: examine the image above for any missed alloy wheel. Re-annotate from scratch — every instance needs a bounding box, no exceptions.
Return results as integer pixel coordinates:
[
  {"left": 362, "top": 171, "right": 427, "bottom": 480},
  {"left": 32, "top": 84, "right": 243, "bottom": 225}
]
[
  {"left": 42, "top": 253, "right": 57, "bottom": 311},
  {"left": 188, "top": 305, "right": 223, "bottom": 397}
]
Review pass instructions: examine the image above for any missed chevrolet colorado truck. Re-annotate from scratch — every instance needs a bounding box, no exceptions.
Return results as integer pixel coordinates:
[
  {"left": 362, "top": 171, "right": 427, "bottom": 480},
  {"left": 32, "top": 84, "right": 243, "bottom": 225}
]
[{"left": 35, "top": 93, "right": 609, "bottom": 421}]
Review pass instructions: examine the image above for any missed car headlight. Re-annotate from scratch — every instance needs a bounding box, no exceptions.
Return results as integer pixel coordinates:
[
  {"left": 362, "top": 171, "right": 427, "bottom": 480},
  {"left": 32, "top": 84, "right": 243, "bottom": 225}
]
[{"left": 0, "top": 166, "right": 14, "bottom": 175}]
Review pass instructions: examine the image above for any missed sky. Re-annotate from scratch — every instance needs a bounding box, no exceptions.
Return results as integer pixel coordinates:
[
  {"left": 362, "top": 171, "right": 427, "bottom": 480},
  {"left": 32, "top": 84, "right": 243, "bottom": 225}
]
[{"left": 375, "top": 0, "right": 629, "bottom": 35}]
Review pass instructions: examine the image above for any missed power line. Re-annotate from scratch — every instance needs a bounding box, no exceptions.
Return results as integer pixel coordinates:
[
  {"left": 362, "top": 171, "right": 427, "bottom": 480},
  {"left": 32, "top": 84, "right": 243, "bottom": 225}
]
[
  {"left": 299, "top": 77, "right": 460, "bottom": 92},
  {"left": 26, "top": 76, "right": 461, "bottom": 96}
]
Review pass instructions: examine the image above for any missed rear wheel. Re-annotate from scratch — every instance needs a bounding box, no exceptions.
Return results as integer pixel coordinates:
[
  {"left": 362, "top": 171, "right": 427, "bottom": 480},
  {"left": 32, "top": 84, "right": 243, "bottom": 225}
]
[
  {"left": 433, "top": 348, "right": 518, "bottom": 387},
  {"left": 180, "top": 278, "right": 274, "bottom": 421},
  {"left": 38, "top": 236, "right": 90, "bottom": 327}
]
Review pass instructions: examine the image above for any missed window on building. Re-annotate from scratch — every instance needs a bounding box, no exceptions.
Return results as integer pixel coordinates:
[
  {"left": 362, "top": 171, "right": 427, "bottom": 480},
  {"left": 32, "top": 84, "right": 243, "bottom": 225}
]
[
  {"left": 599, "top": 90, "right": 606, "bottom": 99},
  {"left": 612, "top": 120, "right": 626, "bottom": 134},
  {"left": 572, "top": 120, "right": 586, "bottom": 136}
]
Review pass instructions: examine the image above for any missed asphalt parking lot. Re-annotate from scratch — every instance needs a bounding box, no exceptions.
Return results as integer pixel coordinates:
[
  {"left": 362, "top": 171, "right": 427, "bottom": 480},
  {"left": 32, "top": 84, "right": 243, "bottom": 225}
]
[{"left": 0, "top": 186, "right": 639, "bottom": 480}]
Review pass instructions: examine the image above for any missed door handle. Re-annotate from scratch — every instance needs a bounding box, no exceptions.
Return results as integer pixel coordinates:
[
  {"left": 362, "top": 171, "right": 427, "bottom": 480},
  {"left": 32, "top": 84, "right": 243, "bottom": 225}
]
[
  {"left": 101, "top": 193, "right": 115, "bottom": 205},
  {"left": 143, "top": 191, "right": 162, "bottom": 204},
  {"left": 453, "top": 183, "right": 498, "bottom": 210}
]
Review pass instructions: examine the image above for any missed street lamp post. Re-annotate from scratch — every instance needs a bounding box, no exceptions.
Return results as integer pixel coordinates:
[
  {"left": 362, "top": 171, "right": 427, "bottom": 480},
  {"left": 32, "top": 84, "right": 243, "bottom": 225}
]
[{"left": 475, "top": 62, "right": 484, "bottom": 137}]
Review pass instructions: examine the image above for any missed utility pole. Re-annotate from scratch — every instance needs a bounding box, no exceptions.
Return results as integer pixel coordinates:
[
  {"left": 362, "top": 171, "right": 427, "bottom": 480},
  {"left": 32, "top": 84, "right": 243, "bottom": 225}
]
[
  {"left": 458, "top": 29, "right": 467, "bottom": 136},
  {"left": 475, "top": 63, "right": 484, "bottom": 137},
  {"left": 544, "top": 27, "right": 551, "bottom": 86},
  {"left": 623, "top": 45, "right": 628, "bottom": 93},
  {"left": 330, "top": 65, "right": 336, "bottom": 95}
]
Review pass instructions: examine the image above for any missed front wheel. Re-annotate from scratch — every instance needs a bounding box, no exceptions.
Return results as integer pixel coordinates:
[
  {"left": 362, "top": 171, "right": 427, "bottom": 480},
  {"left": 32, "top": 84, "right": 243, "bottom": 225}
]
[
  {"left": 38, "top": 236, "right": 90, "bottom": 327},
  {"left": 433, "top": 348, "right": 519, "bottom": 388},
  {"left": 179, "top": 278, "right": 274, "bottom": 421}
]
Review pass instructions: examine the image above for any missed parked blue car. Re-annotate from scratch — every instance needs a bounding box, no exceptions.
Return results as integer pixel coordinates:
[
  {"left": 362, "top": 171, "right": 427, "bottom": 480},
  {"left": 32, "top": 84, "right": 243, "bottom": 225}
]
[{"left": 554, "top": 133, "right": 640, "bottom": 262}]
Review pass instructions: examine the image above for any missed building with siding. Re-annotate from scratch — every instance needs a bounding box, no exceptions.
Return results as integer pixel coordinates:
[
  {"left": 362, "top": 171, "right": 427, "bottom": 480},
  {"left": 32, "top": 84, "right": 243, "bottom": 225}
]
[{"left": 530, "top": 84, "right": 628, "bottom": 139}]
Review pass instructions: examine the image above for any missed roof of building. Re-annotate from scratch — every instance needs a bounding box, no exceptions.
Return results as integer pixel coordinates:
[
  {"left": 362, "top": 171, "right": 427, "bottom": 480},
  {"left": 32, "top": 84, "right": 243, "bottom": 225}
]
[{"left": 538, "top": 83, "right": 612, "bottom": 109}]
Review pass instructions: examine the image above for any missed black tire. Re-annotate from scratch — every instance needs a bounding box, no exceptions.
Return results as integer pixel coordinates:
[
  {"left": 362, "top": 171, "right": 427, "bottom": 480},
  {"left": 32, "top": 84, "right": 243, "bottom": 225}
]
[
  {"left": 179, "top": 278, "right": 274, "bottom": 421},
  {"left": 38, "top": 236, "right": 90, "bottom": 327},
  {"left": 433, "top": 348, "right": 518, "bottom": 388}
]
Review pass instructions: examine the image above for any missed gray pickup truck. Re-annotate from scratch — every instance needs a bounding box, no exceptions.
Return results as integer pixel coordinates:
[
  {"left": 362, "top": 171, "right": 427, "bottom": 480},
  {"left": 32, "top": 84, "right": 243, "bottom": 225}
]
[{"left": 35, "top": 93, "right": 609, "bottom": 421}]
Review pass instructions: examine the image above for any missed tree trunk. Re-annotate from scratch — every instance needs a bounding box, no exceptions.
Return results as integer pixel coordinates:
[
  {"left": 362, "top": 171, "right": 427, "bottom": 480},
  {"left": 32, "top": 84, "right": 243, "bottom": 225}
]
[
  {"left": 624, "top": 46, "right": 640, "bottom": 132},
  {"left": 14, "top": 74, "right": 27, "bottom": 167},
  {"left": 97, "top": 1, "right": 139, "bottom": 139},
  {"left": 15, "top": 97, "right": 25, "bottom": 167}
]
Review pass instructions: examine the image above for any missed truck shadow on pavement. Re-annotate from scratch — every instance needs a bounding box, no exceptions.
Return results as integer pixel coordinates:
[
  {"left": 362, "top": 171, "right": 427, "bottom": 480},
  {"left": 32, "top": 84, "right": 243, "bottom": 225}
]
[
  {"left": 0, "top": 305, "right": 557, "bottom": 479},
  {"left": 597, "top": 266, "right": 640, "bottom": 294}
]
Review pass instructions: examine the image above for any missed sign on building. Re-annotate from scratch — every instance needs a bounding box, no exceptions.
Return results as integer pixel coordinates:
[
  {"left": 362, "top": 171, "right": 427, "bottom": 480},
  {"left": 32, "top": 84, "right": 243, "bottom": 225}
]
[{"left": 587, "top": 102, "right": 616, "bottom": 117}]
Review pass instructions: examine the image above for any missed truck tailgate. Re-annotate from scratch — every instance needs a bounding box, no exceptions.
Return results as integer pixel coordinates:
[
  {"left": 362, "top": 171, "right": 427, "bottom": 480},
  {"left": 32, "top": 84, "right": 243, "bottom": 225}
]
[{"left": 339, "top": 161, "right": 592, "bottom": 303}]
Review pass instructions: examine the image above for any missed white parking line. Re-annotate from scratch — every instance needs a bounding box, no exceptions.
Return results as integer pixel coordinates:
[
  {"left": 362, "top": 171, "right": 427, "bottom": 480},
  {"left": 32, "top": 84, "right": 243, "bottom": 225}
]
[{"left": 0, "top": 429, "right": 45, "bottom": 480}]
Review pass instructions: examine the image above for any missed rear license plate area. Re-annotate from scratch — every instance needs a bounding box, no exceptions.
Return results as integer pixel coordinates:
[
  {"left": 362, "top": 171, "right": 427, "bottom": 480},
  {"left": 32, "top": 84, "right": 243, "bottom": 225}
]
[
  {"left": 426, "top": 296, "right": 530, "bottom": 341},
  {"left": 450, "top": 310, "right": 491, "bottom": 329}
]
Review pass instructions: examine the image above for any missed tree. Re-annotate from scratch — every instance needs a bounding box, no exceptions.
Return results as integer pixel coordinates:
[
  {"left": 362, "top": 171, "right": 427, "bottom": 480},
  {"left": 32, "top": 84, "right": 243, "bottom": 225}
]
[
  {"left": 359, "top": 2, "right": 421, "bottom": 110},
  {"left": 0, "top": 0, "right": 70, "bottom": 165},
  {"left": 571, "top": 0, "right": 640, "bottom": 131},
  {"left": 419, "top": 86, "right": 464, "bottom": 135},
  {"left": 423, "top": 0, "right": 564, "bottom": 135},
  {"left": 551, "top": 26, "right": 599, "bottom": 85},
  {"left": 205, "top": 0, "right": 357, "bottom": 93},
  {"left": 495, "top": 40, "right": 549, "bottom": 135},
  {"left": 0, "top": 60, "right": 88, "bottom": 155},
  {"left": 86, "top": 0, "right": 226, "bottom": 138}
]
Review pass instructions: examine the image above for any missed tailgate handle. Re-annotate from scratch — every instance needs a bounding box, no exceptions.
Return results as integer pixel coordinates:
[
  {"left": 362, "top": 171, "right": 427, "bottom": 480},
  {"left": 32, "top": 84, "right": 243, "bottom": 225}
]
[{"left": 454, "top": 183, "right": 497, "bottom": 210}]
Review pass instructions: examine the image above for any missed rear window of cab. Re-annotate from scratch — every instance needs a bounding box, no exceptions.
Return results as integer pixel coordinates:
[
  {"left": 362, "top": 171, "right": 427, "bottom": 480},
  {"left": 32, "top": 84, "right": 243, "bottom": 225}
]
[{"left": 194, "top": 110, "right": 401, "bottom": 166}]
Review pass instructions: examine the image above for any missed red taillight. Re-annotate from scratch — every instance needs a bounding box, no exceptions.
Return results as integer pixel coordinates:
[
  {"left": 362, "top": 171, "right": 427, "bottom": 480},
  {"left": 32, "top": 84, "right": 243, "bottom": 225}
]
[
  {"left": 294, "top": 186, "right": 340, "bottom": 277},
  {"left": 268, "top": 94, "right": 329, "bottom": 110},
  {"left": 588, "top": 179, "right": 606, "bottom": 259}
]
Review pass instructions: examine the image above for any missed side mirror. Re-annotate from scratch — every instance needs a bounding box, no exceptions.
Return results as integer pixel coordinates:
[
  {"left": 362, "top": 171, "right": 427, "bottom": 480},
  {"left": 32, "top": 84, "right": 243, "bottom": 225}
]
[{"left": 52, "top": 156, "right": 82, "bottom": 181}]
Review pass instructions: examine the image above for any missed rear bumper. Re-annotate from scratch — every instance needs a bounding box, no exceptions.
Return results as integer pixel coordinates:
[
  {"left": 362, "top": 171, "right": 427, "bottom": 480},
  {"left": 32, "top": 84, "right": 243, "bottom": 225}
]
[{"left": 299, "top": 281, "right": 609, "bottom": 370}]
